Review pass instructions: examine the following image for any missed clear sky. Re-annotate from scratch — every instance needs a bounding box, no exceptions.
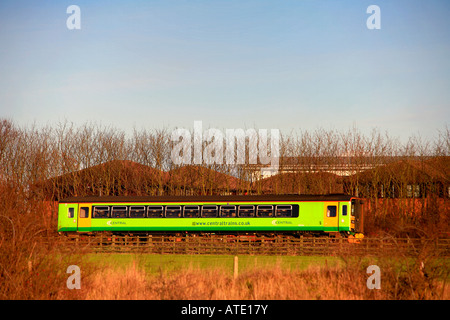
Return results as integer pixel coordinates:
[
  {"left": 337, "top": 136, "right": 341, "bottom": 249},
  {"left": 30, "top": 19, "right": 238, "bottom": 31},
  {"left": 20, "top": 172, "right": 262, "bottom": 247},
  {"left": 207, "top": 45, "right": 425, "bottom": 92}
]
[{"left": 0, "top": 0, "right": 449, "bottom": 141}]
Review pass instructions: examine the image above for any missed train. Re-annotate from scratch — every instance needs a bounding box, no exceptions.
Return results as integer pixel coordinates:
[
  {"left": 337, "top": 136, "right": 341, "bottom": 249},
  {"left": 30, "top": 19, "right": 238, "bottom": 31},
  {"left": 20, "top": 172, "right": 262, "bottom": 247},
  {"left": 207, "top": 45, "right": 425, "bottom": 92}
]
[{"left": 57, "top": 194, "right": 364, "bottom": 238}]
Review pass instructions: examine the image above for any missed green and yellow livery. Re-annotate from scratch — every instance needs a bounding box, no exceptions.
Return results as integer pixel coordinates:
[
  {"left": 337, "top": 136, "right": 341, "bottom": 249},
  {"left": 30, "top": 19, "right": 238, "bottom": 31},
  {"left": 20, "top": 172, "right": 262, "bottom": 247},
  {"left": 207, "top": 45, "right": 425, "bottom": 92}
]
[{"left": 58, "top": 195, "right": 364, "bottom": 237}]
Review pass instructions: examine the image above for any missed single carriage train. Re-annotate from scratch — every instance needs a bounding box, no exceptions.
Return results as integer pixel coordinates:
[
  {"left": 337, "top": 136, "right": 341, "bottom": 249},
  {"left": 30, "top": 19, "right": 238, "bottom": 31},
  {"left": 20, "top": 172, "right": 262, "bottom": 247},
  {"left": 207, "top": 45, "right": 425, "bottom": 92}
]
[{"left": 57, "top": 194, "right": 364, "bottom": 238}]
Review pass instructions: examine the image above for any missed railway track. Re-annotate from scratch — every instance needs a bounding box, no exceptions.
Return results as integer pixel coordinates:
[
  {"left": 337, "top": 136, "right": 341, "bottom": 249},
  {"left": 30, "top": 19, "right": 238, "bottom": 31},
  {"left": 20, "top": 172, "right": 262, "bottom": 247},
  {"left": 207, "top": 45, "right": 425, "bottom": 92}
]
[{"left": 45, "top": 235, "right": 450, "bottom": 256}]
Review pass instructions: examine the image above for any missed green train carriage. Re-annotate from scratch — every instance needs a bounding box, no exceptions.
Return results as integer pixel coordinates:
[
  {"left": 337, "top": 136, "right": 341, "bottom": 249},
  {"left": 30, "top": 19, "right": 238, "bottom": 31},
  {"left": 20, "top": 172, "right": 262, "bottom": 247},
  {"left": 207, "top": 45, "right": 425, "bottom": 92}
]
[{"left": 57, "top": 195, "right": 364, "bottom": 237}]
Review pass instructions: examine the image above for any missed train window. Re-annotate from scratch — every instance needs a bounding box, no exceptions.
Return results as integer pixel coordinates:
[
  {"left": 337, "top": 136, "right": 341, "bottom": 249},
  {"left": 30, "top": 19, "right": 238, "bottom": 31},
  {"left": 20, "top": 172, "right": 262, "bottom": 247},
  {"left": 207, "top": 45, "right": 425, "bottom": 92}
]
[
  {"left": 276, "top": 205, "right": 292, "bottom": 217},
  {"left": 93, "top": 206, "right": 110, "bottom": 218},
  {"left": 238, "top": 205, "right": 255, "bottom": 217},
  {"left": 184, "top": 205, "right": 199, "bottom": 218},
  {"left": 220, "top": 205, "right": 236, "bottom": 218},
  {"left": 327, "top": 206, "right": 337, "bottom": 217},
  {"left": 129, "top": 206, "right": 146, "bottom": 218},
  {"left": 148, "top": 206, "right": 164, "bottom": 218},
  {"left": 68, "top": 208, "right": 74, "bottom": 218},
  {"left": 202, "top": 205, "right": 218, "bottom": 218},
  {"left": 257, "top": 205, "right": 273, "bottom": 217},
  {"left": 342, "top": 205, "right": 348, "bottom": 216},
  {"left": 166, "top": 206, "right": 182, "bottom": 218},
  {"left": 112, "top": 206, "right": 128, "bottom": 218},
  {"left": 80, "top": 207, "right": 89, "bottom": 218}
]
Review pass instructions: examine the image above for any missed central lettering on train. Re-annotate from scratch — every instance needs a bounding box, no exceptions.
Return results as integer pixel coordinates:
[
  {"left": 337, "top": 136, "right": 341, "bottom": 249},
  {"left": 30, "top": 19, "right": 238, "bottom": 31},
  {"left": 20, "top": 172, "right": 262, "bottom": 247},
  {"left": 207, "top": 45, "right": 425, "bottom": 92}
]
[
  {"left": 106, "top": 220, "right": 126, "bottom": 226},
  {"left": 271, "top": 220, "right": 293, "bottom": 225}
]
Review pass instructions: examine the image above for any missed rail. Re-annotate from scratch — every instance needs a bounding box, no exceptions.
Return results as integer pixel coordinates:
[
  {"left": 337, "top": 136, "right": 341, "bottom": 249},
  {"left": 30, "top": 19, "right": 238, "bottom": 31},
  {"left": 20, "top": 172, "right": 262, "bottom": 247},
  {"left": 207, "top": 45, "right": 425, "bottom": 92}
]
[{"left": 47, "top": 235, "right": 450, "bottom": 256}]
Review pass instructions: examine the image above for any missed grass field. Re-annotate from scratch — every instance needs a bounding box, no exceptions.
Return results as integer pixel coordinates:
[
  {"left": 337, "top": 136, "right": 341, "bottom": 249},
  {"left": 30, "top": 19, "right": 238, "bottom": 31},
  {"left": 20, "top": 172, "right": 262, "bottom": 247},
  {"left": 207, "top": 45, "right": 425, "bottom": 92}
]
[
  {"left": 81, "top": 253, "right": 354, "bottom": 300},
  {"left": 87, "top": 254, "right": 343, "bottom": 276},
  {"left": 1, "top": 242, "right": 448, "bottom": 300},
  {"left": 75, "top": 253, "right": 448, "bottom": 300}
]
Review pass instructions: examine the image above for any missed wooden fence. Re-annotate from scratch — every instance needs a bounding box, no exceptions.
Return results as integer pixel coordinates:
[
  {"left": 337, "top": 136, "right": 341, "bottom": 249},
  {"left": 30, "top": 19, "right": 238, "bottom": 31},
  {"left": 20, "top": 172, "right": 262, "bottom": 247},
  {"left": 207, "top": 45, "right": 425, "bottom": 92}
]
[{"left": 51, "top": 235, "right": 450, "bottom": 256}]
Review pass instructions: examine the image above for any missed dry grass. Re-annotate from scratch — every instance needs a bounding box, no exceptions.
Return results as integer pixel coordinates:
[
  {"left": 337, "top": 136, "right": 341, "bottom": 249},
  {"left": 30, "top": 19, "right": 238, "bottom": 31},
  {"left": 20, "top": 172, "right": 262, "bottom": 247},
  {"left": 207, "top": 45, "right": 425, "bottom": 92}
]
[{"left": 83, "top": 258, "right": 448, "bottom": 300}]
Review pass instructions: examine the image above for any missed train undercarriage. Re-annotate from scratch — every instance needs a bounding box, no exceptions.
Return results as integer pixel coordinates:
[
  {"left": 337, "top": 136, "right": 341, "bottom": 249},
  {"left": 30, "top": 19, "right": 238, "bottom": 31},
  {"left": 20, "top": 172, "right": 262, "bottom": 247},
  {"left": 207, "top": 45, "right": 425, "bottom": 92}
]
[{"left": 62, "top": 230, "right": 363, "bottom": 244}]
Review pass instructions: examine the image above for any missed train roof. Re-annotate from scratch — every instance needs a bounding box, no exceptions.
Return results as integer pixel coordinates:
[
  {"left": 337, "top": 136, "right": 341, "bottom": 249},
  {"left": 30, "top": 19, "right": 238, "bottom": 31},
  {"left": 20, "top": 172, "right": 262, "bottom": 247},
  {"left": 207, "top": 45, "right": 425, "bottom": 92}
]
[{"left": 59, "top": 194, "right": 357, "bottom": 203}]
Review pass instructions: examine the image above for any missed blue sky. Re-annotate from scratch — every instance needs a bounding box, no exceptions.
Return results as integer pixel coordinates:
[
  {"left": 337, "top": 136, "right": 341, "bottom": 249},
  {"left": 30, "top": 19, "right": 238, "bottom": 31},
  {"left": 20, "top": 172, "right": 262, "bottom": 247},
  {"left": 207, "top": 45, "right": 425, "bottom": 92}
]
[{"left": 0, "top": 0, "right": 449, "bottom": 141}]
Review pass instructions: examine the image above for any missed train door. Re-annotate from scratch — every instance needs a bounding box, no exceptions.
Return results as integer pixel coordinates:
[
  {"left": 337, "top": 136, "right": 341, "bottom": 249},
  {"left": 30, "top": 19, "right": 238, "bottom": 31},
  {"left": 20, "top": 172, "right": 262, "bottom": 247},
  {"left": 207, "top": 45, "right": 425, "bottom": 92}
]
[
  {"left": 338, "top": 202, "right": 349, "bottom": 232},
  {"left": 323, "top": 202, "right": 339, "bottom": 232},
  {"left": 77, "top": 203, "right": 92, "bottom": 232},
  {"left": 351, "top": 199, "right": 364, "bottom": 234},
  {"left": 57, "top": 203, "right": 78, "bottom": 232}
]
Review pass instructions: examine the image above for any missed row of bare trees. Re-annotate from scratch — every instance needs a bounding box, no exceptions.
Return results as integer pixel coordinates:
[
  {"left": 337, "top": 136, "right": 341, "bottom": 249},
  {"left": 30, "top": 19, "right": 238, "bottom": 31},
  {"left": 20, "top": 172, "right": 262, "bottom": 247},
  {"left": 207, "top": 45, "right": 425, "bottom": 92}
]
[
  {"left": 1, "top": 118, "right": 449, "bottom": 234},
  {"left": 1, "top": 119, "right": 449, "bottom": 194}
]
